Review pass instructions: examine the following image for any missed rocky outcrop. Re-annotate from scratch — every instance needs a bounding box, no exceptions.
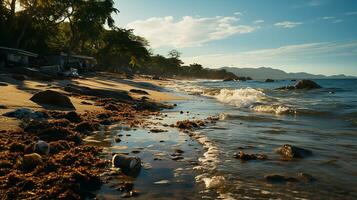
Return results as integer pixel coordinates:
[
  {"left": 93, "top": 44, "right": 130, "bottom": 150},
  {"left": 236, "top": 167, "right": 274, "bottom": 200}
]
[
  {"left": 233, "top": 151, "right": 267, "bottom": 161},
  {"left": 276, "top": 144, "right": 312, "bottom": 159},
  {"left": 30, "top": 90, "right": 75, "bottom": 110},
  {"left": 265, "top": 79, "right": 274, "bottom": 83},
  {"left": 277, "top": 80, "right": 322, "bottom": 90},
  {"left": 130, "top": 89, "right": 149, "bottom": 95}
]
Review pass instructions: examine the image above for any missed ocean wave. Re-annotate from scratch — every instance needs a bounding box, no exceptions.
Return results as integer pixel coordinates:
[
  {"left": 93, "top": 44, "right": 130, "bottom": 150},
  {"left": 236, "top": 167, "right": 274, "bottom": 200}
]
[
  {"left": 251, "top": 105, "right": 295, "bottom": 115},
  {"left": 211, "top": 88, "right": 266, "bottom": 108}
]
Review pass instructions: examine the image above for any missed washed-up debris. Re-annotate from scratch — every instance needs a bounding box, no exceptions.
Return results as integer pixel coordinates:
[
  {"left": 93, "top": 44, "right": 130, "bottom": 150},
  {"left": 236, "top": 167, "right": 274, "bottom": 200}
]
[{"left": 112, "top": 154, "right": 141, "bottom": 173}]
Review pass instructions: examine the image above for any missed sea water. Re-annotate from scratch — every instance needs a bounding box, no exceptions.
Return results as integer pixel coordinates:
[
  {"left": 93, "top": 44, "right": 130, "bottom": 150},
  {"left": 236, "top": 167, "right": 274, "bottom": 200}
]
[{"left": 165, "top": 79, "right": 357, "bottom": 199}]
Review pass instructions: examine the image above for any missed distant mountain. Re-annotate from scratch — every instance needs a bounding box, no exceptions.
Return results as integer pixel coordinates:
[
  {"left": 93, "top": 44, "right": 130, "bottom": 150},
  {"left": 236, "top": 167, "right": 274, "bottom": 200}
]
[{"left": 222, "top": 67, "right": 356, "bottom": 80}]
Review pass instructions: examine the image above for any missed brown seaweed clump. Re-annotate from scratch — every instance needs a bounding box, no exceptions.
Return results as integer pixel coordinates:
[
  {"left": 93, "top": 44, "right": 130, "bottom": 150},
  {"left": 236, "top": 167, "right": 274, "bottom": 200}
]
[
  {"left": 174, "top": 119, "right": 206, "bottom": 130},
  {"left": 0, "top": 129, "right": 109, "bottom": 200}
]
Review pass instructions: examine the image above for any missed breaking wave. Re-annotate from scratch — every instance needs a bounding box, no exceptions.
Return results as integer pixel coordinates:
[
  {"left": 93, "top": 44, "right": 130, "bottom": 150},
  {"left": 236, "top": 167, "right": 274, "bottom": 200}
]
[{"left": 211, "top": 88, "right": 266, "bottom": 108}]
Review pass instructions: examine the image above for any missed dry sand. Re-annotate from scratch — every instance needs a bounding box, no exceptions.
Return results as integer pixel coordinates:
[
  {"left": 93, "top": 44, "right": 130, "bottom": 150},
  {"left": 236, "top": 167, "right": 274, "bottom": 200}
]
[{"left": 0, "top": 72, "right": 181, "bottom": 131}]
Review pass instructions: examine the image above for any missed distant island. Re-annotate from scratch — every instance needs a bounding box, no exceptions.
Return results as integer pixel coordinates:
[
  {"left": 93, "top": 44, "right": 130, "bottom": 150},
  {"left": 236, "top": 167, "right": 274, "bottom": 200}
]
[{"left": 222, "top": 67, "right": 356, "bottom": 80}]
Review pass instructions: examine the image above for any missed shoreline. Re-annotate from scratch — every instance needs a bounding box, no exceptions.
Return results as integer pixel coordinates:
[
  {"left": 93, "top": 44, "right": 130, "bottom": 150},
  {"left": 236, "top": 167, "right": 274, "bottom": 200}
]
[{"left": 0, "top": 72, "right": 192, "bottom": 199}]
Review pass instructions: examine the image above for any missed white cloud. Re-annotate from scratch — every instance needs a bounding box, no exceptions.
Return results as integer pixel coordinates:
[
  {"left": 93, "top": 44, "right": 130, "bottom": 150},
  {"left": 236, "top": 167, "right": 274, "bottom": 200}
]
[
  {"left": 182, "top": 41, "right": 357, "bottom": 68},
  {"left": 234, "top": 12, "right": 243, "bottom": 16},
  {"left": 322, "top": 16, "right": 335, "bottom": 20},
  {"left": 308, "top": 0, "right": 323, "bottom": 7},
  {"left": 253, "top": 20, "right": 264, "bottom": 24},
  {"left": 127, "top": 16, "right": 255, "bottom": 48},
  {"left": 274, "top": 21, "right": 302, "bottom": 28},
  {"left": 345, "top": 11, "right": 357, "bottom": 16},
  {"left": 331, "top": 19, "right": 343, "bottom": 23}
]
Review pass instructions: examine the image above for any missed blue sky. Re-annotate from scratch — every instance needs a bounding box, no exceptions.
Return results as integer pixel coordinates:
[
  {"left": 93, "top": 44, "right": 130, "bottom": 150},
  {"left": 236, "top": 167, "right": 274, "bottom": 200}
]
[{"left": 113, "top": 0, "right": 357, "bottom": 76}]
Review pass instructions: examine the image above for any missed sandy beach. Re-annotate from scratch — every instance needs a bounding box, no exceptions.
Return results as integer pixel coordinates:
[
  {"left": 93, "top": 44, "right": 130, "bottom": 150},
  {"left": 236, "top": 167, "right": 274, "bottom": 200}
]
[{"left": 0, "top": 72, "right": 190, "bottom": 199}]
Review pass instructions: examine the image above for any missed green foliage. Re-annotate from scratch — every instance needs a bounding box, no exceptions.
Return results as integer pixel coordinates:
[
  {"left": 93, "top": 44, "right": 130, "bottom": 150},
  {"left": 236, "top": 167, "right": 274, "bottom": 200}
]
[{"left": 0, "top": 1, "right": 239, "bottom": 79}]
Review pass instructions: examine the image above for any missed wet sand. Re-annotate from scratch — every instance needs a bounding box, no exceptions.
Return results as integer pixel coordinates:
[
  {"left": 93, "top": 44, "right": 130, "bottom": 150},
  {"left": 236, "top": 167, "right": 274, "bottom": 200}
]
[{"left": 0, "top": 72, "right": 188, "bottom": 199}]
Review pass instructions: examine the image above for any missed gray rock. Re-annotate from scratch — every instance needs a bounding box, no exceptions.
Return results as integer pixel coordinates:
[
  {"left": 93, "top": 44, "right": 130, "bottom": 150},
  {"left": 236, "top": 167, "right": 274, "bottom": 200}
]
[
  {"left": 264, "top": 174, "right": 299, "bottom": 184},
  {"left": 30, "top": 90, "right": 75, "bottom": 109},
  {"left": 294, "top": 80, "right": 322, "bottom": 89},
  {"left": 276, "top": 144, "right": 312, "bottom": 159}
]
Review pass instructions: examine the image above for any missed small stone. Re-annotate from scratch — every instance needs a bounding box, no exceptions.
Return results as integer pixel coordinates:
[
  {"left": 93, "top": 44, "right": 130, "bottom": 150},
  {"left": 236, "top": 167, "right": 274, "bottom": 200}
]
[
  {"left": 114, "top": 137, "right": 121, "bottom": 143},
  {"left": 264, "top": 174, "right": 299, "bottom": 184},
  {"left": 298, "top": 172, "right": 316, "bottom": 182},
  {"left": 276, "top": 144, "right": 312, "bottom": 159}
]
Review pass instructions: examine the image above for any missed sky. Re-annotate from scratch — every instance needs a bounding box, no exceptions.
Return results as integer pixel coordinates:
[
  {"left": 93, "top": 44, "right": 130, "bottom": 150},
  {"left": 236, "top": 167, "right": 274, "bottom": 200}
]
[{"left": 112, "top": 0, "right": 357, "bottom": 76}]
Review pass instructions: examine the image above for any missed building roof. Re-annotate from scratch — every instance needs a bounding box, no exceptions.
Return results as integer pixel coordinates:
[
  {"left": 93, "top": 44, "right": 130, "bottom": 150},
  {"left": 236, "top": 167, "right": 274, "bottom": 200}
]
[{"left": 0, "top": 46, "right": 38, "bottom": 57}]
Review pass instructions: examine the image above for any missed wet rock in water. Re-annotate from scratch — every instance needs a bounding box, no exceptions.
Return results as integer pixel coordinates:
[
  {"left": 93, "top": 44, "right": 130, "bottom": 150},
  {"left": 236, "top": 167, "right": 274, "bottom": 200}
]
[
  {"left": 112, "top": 154, "right": 141, "bottom": 173},
  {"left": 114, "top": 136, "right": 122, "bottom": 143},
  {"left": 298, "top": 172, "right": 316, "bottom": 182},
  {"left": 265, "top": 79, "right": 275, "bottom": 83},
  {"left": 264, "top": 174, "right": 299, "bottom": 184},
  {"left": 159, "top": 140, "right": 165, "bottom": 143},
  {"left": 277, "top": 80, "right": 322, "bottom": 90},
  {"left": 34, "top": 140, "right": 50, "bottom": 155},
  {"left": 294, "top": 80, "right": 322, "bottom": 89},
  {"left": 30, "top": 90, "right": 75, "bottom": 109},
  {"left": 131, "top": 150, "right": 141, "bottom": 154},
  {"left": 180, "top": 111, "right": 184, "bottom": 114},
  {"left": 64, "top": 111, "right": 82, "bottom": 123},
  {"left": 175, "top": 149, "right": 184, "bottom": 154},
  {"left": 19, "top": 153, "right": 42, "bottom": 171},
  {"left": 150, "top": 128, "right": 167, "bottom": 133},
  {"left": 276, "top": 144, "right": 312, "bottom": 159},
  {"left": 0, "top": 104, "right": 7, "bottom": 109},
  {"left": 233, "top": 151, "right": 267, "bottom": 161},
  {"left": 130, "top": 89, "right": 149, "bottom": 95},
  {"left": 12, "top": 74, "right": 26, "bottom": 81}
]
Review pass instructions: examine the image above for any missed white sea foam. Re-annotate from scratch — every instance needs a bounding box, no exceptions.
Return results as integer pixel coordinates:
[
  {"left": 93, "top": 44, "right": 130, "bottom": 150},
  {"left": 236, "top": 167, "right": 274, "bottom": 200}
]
[
  {"left": 212, "top": 88, "right": 266, "bottom": 108},
  {"left": 202, "top": 176, "right": 226, "bottom": 189},
  {"left": 252, "top": 105, "right": 294, "bottom": 115}
]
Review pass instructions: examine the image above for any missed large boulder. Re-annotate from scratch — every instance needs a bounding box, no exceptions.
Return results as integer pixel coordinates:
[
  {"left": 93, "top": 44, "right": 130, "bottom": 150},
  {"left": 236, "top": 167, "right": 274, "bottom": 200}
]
[
  {"left": 294, "top": 80, "right": 322, "bottom": 89},
  {"left": 30, "top": 90, "right": 75, "bottom": 109},
  {"left": 277, "top": 80, "right": 321, "bottom": 90},
  {"left": 276, "top": 144, "right": 312, "bottom": 159}
]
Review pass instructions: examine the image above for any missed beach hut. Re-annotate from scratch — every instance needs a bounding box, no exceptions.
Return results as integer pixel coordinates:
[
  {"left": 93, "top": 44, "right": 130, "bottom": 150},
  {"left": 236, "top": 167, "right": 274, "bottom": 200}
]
[
  {"left": 46, "top": 53, "right": 97, "bottom": 72},
  {"left": 0, "top": 46, "right": 38, "bottom": 68}
]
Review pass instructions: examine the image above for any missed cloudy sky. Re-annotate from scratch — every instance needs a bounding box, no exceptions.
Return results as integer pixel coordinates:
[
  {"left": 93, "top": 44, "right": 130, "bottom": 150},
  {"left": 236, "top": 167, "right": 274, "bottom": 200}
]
[{"left": 113, "top": 0, "right": 357, "bottom": 76}]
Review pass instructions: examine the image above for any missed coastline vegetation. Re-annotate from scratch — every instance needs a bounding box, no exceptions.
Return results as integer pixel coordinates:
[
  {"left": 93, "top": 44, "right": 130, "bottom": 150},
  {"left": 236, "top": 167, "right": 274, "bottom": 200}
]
[{"left": 0, "top": 0, "right": 239, "bottom": 80}]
